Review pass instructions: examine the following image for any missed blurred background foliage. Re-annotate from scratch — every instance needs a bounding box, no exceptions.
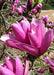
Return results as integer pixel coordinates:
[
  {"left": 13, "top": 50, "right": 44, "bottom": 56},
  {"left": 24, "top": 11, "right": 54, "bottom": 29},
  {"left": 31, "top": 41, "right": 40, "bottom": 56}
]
[{"left": 42, "top": 0, "right": 54, "bottom": 10}]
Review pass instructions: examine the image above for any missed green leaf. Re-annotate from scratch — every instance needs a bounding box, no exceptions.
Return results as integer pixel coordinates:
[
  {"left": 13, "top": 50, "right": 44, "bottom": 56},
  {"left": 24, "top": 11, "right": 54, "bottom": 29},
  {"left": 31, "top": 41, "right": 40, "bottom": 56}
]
[
  {"left": 38, "top": 0, "right": 43, "bottom": 4},
  {"left": 33, "top": 0, "right": 38, "bottom": 4},
  {"left": 33, "top": 0, "right": 43, "bottom": 4}
]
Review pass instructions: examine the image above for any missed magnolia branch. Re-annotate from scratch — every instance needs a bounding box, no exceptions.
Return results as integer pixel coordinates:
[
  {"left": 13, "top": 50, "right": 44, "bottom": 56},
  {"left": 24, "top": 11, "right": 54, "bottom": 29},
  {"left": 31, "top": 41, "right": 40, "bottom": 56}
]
[{"left": 0, "top": 11, "right": 7, "bottom": 32}]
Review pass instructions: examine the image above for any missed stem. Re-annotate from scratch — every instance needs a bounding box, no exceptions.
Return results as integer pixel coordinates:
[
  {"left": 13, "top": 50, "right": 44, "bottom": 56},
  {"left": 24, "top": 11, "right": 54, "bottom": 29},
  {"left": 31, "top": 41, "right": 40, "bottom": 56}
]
[
  {"left": 0, "top": 12, "right": 12, "bottom": 60},
  {"left": 32, "top": 0, "right": 38, "bottom": 9},
  {"left": 27, "top": 53, "right": 36, "bottom": 70},
  {"left": 0, "top": 11, "right": 12, "bottom": 33},
  {"left": 0, "top": 45, "right": 6, "bottom": 60},
  {"left": 0, "top": 11, "right": 7, "bottom": 33}
]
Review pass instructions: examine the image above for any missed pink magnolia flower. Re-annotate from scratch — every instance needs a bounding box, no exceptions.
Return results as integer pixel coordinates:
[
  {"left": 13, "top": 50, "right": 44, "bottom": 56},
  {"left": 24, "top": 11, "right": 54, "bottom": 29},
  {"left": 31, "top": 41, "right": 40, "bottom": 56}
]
[
  {"left": 31, "top": 4, "right": 42, "bottom": 14},
  {"left": 13, "top": 0, "right": 21, "bottom": 5},
  {"left": 22, "top": 3, "right": 27, "bottom": 10},
  {"left": 53, "top": 28, "right": 54, "bottom": 37},
  {"left": 31, "top": 8, "right": 37, "bottom": 14},
  {"left": 36, "top": 4, "right": 42, "bottom": 13},
  {"left": 47, "top": 23, "right": 52, "bottom": 28},
  {"left": 16, "top": 6, "right": 23, "bottom": 15},
  {"left": 38, "top": 68, "right": 45, "bottom": 73},
  {"left": 42, "top": 56, "right": 54, "bottom": 74},
  {"left": 0, "top": 18, "right": 53, "bottom": 57},
  {"left": 50, "top": 56, "right": 54, "bottom": 59},
  {"left": 36, "top": 4, "right": 42, "bottom": 10},
  {"left": 0, "top": 56, "right": 29, "bottom": 75},
  {"left": 11, "top": 5, "right": 15, "bottom": 14},
  {"left": 10, "top": 0, "right": 21, "bottom": 6},
  {"left": 42, "top": 15, "right": 49, "bottom": 23}
]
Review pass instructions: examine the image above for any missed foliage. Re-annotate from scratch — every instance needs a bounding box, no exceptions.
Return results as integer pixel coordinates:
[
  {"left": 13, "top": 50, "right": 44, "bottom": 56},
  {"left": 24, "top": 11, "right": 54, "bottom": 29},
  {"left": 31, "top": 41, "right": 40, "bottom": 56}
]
[
  {"left": 48, "top": 0, "right": 54, "bottom": 3},
  {"left": 33, "top": 0, "right": 43, "bottom": 4},
  {"left": 42, "top": 4, "right": 52, "bottom": 10}
]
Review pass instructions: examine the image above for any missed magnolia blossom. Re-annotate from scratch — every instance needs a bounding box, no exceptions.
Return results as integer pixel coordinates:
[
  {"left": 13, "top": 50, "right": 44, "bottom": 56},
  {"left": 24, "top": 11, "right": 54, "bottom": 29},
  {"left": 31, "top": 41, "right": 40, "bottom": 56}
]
[
  {"left": 0, "top": 56, "right": 29, "bottom": 75},
  {"left": 36, "top": 4, "right": 42, "bottom": 13},
  {"left": 10, "top": 0, "right": 21, "bottom": 6},
  {"left": 22, "top": 3, "right": 27, "bottom": 10},
  {"left": 50, "top": 56, "right": 54, "bottom": 59},
  {"left": 47, "top": 23, "right": 52, "bottom": 28},
  {"left": 31, "top": 8, "right": 37, "bottom": 14},
  {"left": 43, "top": 56, "right": 54, "bottom": 74},
  {"left": 13, "top": 0, "right": 21, "bottom": 5},
  {"left": 10, "top": 0, "right": 21, "bottom": 15},
  {"left": 16, "top": 6, "right": 23, "bottom": 15},
  {"left": 31, "top": 4, "right": 42, "bottom": 14},
  {"left": 0, "top": 18, "right": 53, "bottom": 57},
  {"left": 42, "top": 15, "right": 49, "bottom": 23},
  {"left": 38, "top": 68, "right": 45, "bottom": 73},
  {"left": 11, "top": 5, "right": 15, "bottom": 14},
  {"left": 36, "top": 4, "right": 42, "bottom": 10}
]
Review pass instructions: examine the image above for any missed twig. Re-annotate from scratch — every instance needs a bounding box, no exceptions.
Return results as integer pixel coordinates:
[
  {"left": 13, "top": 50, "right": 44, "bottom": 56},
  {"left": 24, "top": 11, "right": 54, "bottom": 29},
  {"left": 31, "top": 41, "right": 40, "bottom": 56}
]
[
  {"left": 0, "top": 45, "right": 6, "bottom": 60},
  {"left": 6, "top": 51, "right": 15, "bottom": 58},
  {"left": 0, "top": 11, "right": 7, "bottom": 33},
  {"left": 33, "top": 64, "right": 50, "bottom": 69}
]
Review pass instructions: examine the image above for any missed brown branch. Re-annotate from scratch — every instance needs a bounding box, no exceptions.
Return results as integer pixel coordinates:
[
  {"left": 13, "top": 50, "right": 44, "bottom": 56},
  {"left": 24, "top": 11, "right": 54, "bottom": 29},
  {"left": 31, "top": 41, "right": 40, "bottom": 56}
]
[
  {"left": 0, "top": 11, "right": 7, "bottom": 33},
  {"left": 0, "top": 11, "right": 12, "bottom": 33},
  {"left": 0, "top": 45, "right": 6, "bottom": 60}
]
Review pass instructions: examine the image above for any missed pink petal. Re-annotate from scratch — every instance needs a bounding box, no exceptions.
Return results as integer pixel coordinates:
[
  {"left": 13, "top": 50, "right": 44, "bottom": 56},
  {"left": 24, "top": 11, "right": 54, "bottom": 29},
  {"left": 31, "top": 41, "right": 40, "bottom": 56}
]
[
  {"left": 40, "top": 29, "right": 53, "bottom": 55},
  {"left": 12, "top": 22, "right": 25, "bottom": 42},
  {"left": 53, "top": 28, "right": 54, "bottom": 38},
  {"left": 29, "top": 33, "right": 40, "bottom": 48},
  {"left": 43, "top": 57, "right": 54, "bottom": 66},
  {"left": 0, "top": 65, "right": 15, "bottom": 75},
  {"left": 38, "top": 68, "right": 45, "bottom": 73},
  {"left": 4, "top": 39, "right": 39, "bottom": 57},
  {"left": 14, "top": 0, "right": 21, "bottom": 5},
  {"left": 48, "top": 59, "right": 54, "bottom": 66},
  {"left": 3, "top": 63, "right": 7, "bottom": 68},
  {"left": 22, "top": 4, "right": 27, "bottom": 9},
  {"left": 30, "top": 19, "right": 45, "bottom": 48},
  {"left": 29, "top": 25, "right": 42, "bottom": 48},
  {"left": 16, "top": 6, "right": 23, "bottom": 15},
  {"left": 39, "top": 22, "right": 46, "bottom": 39},
  {"left": 24, "top": 59, "right": 29, "bottom": 75},
  {"left": 29, "top": 0, "right": 32, "bottom": 5},
  {"left": 4, "top": 39, "right": 20, "bottom": 49},
  {"left": 11, "top": 5, "right": 15, "bottom": 14},
  {"left": 42, "top": 15, "right": 49, "bottom": 23},
  {"left": 42, "top": 57, "right": 50, "bottom": 64},
  {"left": 31, "top": 18, "right": 39, "bottom": 28},
  {"left": 20, "top": 19, "right": 30, "bottom": 33},
  {"left": 50, "top": 56, "right": 54, "bottom": 59},
  {"left": 16, "top": 56, "right": 24, "bottom": 75},
  {"left": 20, "top": 19, "right": 30, "bottom": 43},
  {"left": 5, "top": 57, "right": 16, "bottom": 73},
  {"left": 31, "top": 18, "right": 46, "bottom": 39}
]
